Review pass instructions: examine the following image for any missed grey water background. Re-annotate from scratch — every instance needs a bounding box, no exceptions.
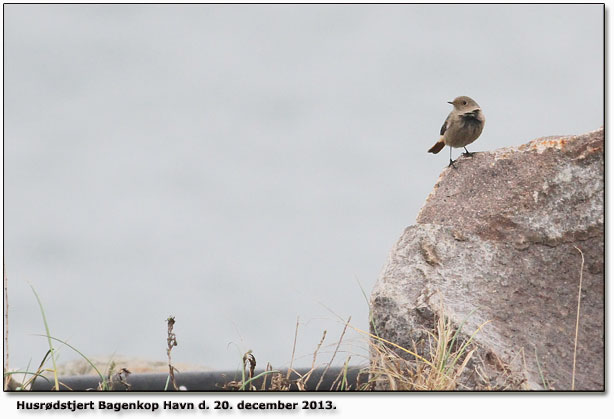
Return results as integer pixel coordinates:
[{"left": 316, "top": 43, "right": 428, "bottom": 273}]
[{"left": 4, "top": 4, "right": 603, "bottom": 372}]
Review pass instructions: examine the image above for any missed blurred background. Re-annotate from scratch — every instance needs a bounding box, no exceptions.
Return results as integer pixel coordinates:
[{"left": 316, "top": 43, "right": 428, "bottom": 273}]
[{"left": 3, "top": 4, "right": 603, "bottom": 372}]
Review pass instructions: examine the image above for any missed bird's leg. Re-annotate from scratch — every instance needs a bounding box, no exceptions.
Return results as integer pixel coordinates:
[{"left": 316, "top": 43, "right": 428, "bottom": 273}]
[
  {"left": 448, "top": 147, "right": 456, "bottom": 168},
  {"left": 462, "top": 146, "right": 475, "bottom": 157}
]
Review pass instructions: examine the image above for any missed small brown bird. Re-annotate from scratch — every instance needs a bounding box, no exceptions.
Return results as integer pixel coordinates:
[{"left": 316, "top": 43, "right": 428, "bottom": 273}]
[{"left": 428, "top": 96, "right": 485, "bottom": 167}]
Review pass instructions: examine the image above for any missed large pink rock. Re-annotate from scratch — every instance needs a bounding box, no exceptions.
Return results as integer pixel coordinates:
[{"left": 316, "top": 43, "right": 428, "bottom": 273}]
[{"left": 370, "top": 128, "right": 604, "bottom": 390}]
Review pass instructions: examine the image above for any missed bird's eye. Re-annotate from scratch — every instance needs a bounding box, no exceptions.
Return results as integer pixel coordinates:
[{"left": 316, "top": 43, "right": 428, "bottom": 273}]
[{"left": 463, "top": 101, "right": 467, "bottom": 105}]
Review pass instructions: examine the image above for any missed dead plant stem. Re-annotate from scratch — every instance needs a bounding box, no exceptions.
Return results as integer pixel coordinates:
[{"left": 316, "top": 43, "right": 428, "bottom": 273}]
[
  {"left": 571, "top": 246, "right": 584, "bottom": 391},
  {"left": 316, "top": 316, "right": 351, "bottom": 390}
]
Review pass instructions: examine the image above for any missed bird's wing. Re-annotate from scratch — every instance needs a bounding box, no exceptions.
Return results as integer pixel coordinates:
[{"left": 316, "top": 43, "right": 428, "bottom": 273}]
[
  {"left": 440, "top": 114, "right": 450, "bottom": 136},
  {"left": 462, "top": 109, "right": 481, "bottom": 119}
]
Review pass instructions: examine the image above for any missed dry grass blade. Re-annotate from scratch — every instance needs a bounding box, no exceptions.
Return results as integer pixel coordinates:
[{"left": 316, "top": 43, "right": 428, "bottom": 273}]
[
  {"left": 260, "top": 362, "right": 273, "bottom": 391},
  {"left": 453, "top": 348, "right": 476, "bottom": 382},
  {"left": 447, "top": 319, "right": 490, "bottom": 373},
  {"left": 534, "top": 346, "right": 550, "bottom": 390},
  {"left": 286, "top": 317, "right": 299, "bottom": 381},
  {"left": 316, "top": 316, "right": 351, "bottom": 391},
  {"left": 571, "top": 245, "right": 585, "bottom": 391},
  {"left": 296, "top": 330, "right": 326, "bottom": 389},
  {"left": 351, "top": 325, "right": 434, "bottom": 367},
  {"left": 364, "top": 308, "right": 491, "bottom": 390}
]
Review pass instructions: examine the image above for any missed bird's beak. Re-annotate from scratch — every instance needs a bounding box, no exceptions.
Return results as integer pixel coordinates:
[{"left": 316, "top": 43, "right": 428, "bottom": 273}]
[{"left": 447, "top": 101, "right": 453, "bottom": 105}]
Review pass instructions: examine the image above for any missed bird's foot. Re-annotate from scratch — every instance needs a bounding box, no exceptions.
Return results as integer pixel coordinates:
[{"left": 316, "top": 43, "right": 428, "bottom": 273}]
[
  {"left": 462, "top": 147, "right": 475, "bottom": 158},
  {"left": 448, "top": 159, "right": 457, "bottom": 169}
]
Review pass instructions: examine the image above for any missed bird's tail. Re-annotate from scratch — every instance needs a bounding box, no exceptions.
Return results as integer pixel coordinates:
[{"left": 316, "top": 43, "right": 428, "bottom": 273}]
[{"left": 428, "top": 137, "right": 445, "bottom": 154}]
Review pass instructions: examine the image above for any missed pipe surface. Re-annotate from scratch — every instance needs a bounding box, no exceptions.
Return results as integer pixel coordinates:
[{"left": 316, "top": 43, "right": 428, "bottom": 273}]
[{"left": 29, "top": 367, "right": 365, "bottom": 392}]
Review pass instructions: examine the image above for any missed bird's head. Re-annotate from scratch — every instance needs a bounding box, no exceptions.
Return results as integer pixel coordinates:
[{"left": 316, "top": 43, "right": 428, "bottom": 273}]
[{"left": 448, "top": 96, "right": 480, "bottom": 111}]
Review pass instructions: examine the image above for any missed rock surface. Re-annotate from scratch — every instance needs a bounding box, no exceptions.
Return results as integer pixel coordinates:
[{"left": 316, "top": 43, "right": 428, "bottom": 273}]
[{"left": 370, "top": 128, "right": 604, "bottom": 390}]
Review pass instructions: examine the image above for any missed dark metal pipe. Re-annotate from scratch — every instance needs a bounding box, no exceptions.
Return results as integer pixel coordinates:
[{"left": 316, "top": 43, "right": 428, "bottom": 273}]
[{"left": 29, "top": 367, "right": 365, "bottom": 391}]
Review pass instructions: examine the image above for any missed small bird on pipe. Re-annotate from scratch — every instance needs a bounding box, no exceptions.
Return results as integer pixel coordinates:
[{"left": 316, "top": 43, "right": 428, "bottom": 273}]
[{"left": 428, "top": 96, "right": 485, "bottom": 167}]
